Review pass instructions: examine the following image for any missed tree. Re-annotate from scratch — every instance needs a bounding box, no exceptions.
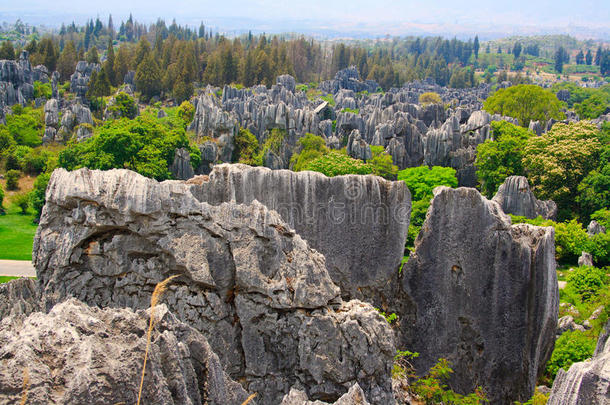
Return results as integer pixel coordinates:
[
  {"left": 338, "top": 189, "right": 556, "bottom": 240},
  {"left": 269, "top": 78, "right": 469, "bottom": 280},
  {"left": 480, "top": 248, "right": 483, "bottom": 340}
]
[
  {"left": 104, "top": 38, "right": 116, "bottom": 86},
  {"left": 419, "top": 92, "right": 442, "bottom": 106},
  {"left": 512, "top": 42, "right": 522, "bottom": 58},
  {"left": 57, "top": 40, "right": 77, "bottom": 81},
  {"left": 483, "top": 84, "right": 564, "bottom": 127},
  {"left": 475, "top": 121, "right": 532, "bottom": 197},
  {"left": 6, "top": 170, "right": 20, "bottom": 191},
  {"left": 39, "top": 37, "right": 58, "bottom": 71},
  {"left": 473, "top": 35, "right": 480, "bottom": 59},
  {"left": 575, "top": 50, "right": 584, "bottom": 65},
  {"left": 114, "top": 44, "right": 130, "bottom": 85},
  {"left": 86, "top": 46, "right": 100, "bottom": 64},
  {"left": 585, "top": 50, "right": 593, "bottom": 65},
  {"left": 0, "top": 41, "right": 15, "bottom": 60},
  {"left": 135, "top": 53, "right": 162, "bottom": 101},
  {"left": 555, "top": 47, "right": 567, "bottom": 73},
  {"left": 601, "top": 50, "right": 610, "bottom": 77},
  {"left": 595, "top": 46, "right": 603, "bottom": 66},
  {"left": 523, "top": 122, "right": 605, "bottom": 219}
]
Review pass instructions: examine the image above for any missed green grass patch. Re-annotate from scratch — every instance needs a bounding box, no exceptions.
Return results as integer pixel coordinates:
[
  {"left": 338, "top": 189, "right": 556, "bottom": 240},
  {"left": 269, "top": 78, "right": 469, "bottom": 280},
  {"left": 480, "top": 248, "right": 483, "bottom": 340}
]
[
  {"left": 0, "top": 204, "right": 37, "bottom": 260},
  {"left": 0, "top": 276, "right": 19, "bottom": 284}
]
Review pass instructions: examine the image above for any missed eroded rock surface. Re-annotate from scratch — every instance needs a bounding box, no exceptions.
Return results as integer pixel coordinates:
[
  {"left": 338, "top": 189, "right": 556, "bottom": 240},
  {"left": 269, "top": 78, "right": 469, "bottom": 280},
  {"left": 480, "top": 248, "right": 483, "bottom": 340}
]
[
  {"left": 190, "top": 163, "right": 411, "bottom": 305},
  {"left": 33, "top": 168, "right": 395, "bottom": 404},
  {"left": 492, "top": 176, "right": 557, "bottom": 220},
  {"left": 548, "top": 320, "right": 610, "bottom": 405},
  {"left": 399, "top": 186, "right": 559, "bottom": 404},
  {"left": 0, "top": 299, "right": 251, "bottom": 405}
]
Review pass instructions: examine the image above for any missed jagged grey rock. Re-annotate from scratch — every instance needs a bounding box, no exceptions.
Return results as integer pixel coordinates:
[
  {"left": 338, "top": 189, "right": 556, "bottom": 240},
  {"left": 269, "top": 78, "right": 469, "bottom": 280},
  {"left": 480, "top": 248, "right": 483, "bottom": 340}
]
[
  {"left": 0, "top": 299, "right": 253, "bottom": 405},
  {"left": 0, "top": 278, "right": 40, "bottom": 321},
  {"left": 578, "top": 252, "right": 594, "bottom": 267},
  {"left": 547, "top": 320, "right": 610, "bottom": 405},
  {"left": 69, "top": 61, "right": 100, "bottom": 98},
  {"left": 170, "top": 148, "right": 195, "bottom": 180},
  {"left": 34, "top": 168, "right": 396, "bottom": 404},
  {"left": 399, "top": 186, "right": 559, "bottom": 404},
  {"left": 190, "top": 163, "right": 410, "bottom": 305},
  {"left": 346, "top": 129, "right": 372, "bottom": 161},
  {"left": 558, "top": 315, "right": 586, "bottom": 335},
  {"left": 492, "top": 176, "right": 557, "bottom": 220},
  {"left": 281, "top": 383, "right": 370, "bottom": 405},
  {"left": 587, "top": 221, "right": 607, "bottom": 237}
]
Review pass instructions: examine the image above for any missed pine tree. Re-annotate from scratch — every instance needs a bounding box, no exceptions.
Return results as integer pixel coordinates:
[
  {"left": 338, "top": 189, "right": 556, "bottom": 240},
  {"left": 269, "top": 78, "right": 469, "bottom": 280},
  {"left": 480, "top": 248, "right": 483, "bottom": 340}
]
[
  {"left": 104, "top": 38, "right": 116, "bottom": 86},
  {"left": 0, "top": 41, "right": 15, "bottom": 60},
  {"left": 108, "top": 14, "right": 115, "bottom": 39},
  {"left": 585, "top": 50, "right": 593, "bottom": 65},
  {"left": 86, "top": 46, "right": 100, "bottom": 64},
  {"left": 57, "top": 40, "right": 77, "bottom": 81},
  {"left": 198, "top": 22, "right": 205, "bottom": 39},
  {"left": 135, "top": 53, "right": 162, "bottom": 100},
  {"left": 575, "top": 50, "right": 584, "bottom": 65},
  {"left": 554, "top": 47, "right": 566, "bottom": 73},
  {"left": 114, "top": 44, "right": 130, "bottom": 85},
  {"left": 595, "top": 46, "right": 603, "bottom": 66},
  {"left": 512, "top": 42, "right": 522, "bottom": 58},
  {"left": 473, "top": 35, "right": 480, "bottom": 59}
]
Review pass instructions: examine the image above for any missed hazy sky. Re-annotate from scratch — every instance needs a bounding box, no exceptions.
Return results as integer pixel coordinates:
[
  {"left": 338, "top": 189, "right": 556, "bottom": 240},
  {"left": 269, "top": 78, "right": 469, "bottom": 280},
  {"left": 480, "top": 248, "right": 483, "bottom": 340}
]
[{"left": 2, "top": 0, "right": 609, "bottom": 37}]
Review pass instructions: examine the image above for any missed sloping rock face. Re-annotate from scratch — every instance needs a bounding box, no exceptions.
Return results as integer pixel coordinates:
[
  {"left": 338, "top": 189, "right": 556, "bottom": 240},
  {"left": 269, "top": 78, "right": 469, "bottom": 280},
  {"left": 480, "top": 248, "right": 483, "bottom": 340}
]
[
  {"left": 0, "top": 299, "right": 252, "bottom": 405},
  {"left": 0, "top": 278, "right": 40, "bottom": 321},
  {"left": 33, "top": 168, "right": 395, "bottom": 405},
  {"left": 190, "top": 163, "right": 411, "bottom": 305},
  {"left": 398, "top": 187, "right": 559, "bottom": 404},
  {"left": 492, "top": 176, "right": 557, "bottom": 220},
  {"left": 547, "top": 320, "right": 610, "bottom": 405}
]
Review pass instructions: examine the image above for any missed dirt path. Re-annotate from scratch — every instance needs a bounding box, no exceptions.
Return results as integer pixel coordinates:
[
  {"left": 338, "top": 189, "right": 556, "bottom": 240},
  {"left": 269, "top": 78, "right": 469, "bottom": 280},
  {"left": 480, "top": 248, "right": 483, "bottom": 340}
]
[{"left": 0, "top": 260, "right": 36, "bottom": 277}]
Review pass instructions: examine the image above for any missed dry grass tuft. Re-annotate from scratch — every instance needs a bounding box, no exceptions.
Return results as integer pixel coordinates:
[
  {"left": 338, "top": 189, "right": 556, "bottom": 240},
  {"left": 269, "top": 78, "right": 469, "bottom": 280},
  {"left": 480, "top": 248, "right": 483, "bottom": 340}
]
[
  {"left": 19, "top": 368, "right": 29, "bottom": 405},
  {"left": 241, "top": 393, "right": 257, "bottom": 405},
  {"left": 136, "top": 275, "right": 179, "bottom": 405}
]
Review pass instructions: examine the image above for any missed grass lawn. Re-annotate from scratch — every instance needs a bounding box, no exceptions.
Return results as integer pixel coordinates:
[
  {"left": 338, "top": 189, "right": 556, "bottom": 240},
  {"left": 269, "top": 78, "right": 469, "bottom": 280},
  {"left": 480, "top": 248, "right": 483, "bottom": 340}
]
[{"left": 0, "top": 204, "right": 37, "bottom": 260}]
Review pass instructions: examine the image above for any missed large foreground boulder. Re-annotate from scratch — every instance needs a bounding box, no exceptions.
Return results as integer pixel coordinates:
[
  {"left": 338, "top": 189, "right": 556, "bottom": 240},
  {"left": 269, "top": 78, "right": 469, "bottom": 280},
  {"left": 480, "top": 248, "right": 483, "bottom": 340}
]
[
  {"left": 33, "top": 168, "right": 395, "bottom": 404},
  {"left": 399, "top": 186, "right": 559, "bottom": 404},
  {"left": 190, "top": 163, "right": 411, "bottom": 306},
  {"left": 547, "top": 320, "right": 610, "bottom": 405},
  {"left": 492, "top": 176, "right": 557, "bottom": 220},
  {"left": 0, "top": 299, "right": 251, "bottom": 405}
]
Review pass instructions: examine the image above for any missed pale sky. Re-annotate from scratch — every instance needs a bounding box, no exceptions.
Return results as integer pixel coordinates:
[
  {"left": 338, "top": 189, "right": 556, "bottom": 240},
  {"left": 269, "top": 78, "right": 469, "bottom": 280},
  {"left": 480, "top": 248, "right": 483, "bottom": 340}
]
[{"left": 1, "top": 0, "right": 609, "bottom": 38}]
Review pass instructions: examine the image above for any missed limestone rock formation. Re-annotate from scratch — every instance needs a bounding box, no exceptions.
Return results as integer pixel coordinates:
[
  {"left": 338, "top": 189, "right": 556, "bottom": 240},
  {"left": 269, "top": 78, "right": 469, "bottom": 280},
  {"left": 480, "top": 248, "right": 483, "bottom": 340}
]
[
  {"left": 190, "top": 163, "right": 411, "bottom": 305},
  {"left": 492, "top": 176, "right": 557, "bottom": 220},
  {"left": 0, "top": 51, "right": 35, "bottom": 107},
  {"left": 34, "top": 168, "right": 396, "bottom": 404},
  {"left": 346, "top": 129, "right": 372, "bottom": 161},
  {"left": 587, "top": 220, "right": 607, "bottom": 236},
  {"left": 0, "top": 278, "right": 40, "bottom": 321},
  {"left": 399, "top": 186, "right": 559, "bottom": 404},
  {"left": 281, "top": 384, "right": 370, "bottom": 405},
  {"left": 0, "top": 299, "right": 252, "bottom": 405},
  {"left": 170, "top": 147, "right": 195, "bottom": 180},
  {"left": 547, "top": 320, "right": 610, "bottom": 405},
  {"left": 69, "top": 61, "right": 100, "bottom": 99}
]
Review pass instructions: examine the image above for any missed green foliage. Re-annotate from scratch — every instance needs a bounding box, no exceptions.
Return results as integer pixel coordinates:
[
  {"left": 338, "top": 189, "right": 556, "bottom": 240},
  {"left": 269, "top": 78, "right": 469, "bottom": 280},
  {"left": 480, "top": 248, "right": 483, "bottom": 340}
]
[
  {"left": 320, "top": 94, "right": 335, "bottom": 107},
  {"left": 514, "top": 388, "right": 550, "bottom": 405},
  {"left": 33, "top": 81, "right": 52, "bottom": 99},
  {"left": 303, "top": 150, "right": 373, "bottom": 177},
  {"left": 398, "top": 166, "right": 458, "bottom": 201},
  {"left": 591, "top": 209, "right": 610, "bottom": 229},
  {"left": 261, "top": 128, "right": 286, "bottom": 159},
  {"left": 392, "top": 350, "right": 419, "bottom": 379},
  {"left": 3, "top": 106, "right": 43, "bottom": 147},
  {"left": 12, "top": 192, "right": 29, "bottom": 214},
  {"left": 412, "top": 358, "right": 488, "bottom": 404},
  {"left": 29, "top": 172, "right": 50, "bottom": 220},
  {"left": 376, "top": 309, "right": 398, "bottom": 324},
  {"left": 567, "top": 266, "right": 607, "bottom": 301},
  {"left": 369, "top": 146, "right": 398, "bottom": 180},
  {"left": 5, "top": 169, "right": 20, "bottom": 191},
  {"left": 475, "top": 121, "right": 532, "bottom": 197},
  {"left": 419, "top": 92, "right": 442, "bottom": 105},
  {"left": 483, "top": 84, "right": 564, "bottom": 127},
  {"left": 0, "top": 204, "right": 38, "bottom": 260},
  {"left": 135, "top": 53, "right": 162, "bottom": 101},
  {"left": 545, "top": 330, "right": 596, "bottom": 380},
  {"left": 574, "top": 93, "right": 608, "bottom": 119},
  {"left": 176, "top": 101, "right": 195, "bottom": 129},
  {"left": 0, "top": 183, "right": 4, "bottom": 214},
  {"left": 291, "top": 133, "right": 327, "bottom": 172},
  {"left": 108, "top": 92, "right": 138, "bottom": 119},
  {"left": 59, "top": 110, "right": 195, "bottom": 180},
  {"left": 523, "top": 122, "right": 605, "bottom": 220},
  {"left": 233, "top": 128, "right": 262, "bottom": 166}
]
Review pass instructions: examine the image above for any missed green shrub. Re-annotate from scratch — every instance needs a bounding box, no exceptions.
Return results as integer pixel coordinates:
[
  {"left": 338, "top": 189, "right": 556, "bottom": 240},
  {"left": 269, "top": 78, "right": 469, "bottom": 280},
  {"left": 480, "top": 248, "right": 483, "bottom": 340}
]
[
  {"left": 5, "top": 169, "right": 20, "bottom": 190},
  {"left": 0, "top": 183, "right": 4, "bottom": 214},
  {"left": 12, "top": 192, "right": 29, "bottom": 214},
  {"left": 291, "top": 133, "right": 327, "bottom": 171},
  {"left": 33, "top": 81, "right": 52, "bottom": 99},
  {"left": 419, "top": 92, "right": 442, "bottom": 106},
  {"left": 29, "top": 172, "right": 50, "bottom": 220},
  {"left": 320, "top": 94, "right": 335, "bottom": 106},
  {"left": 5, "top": 106, "right": 43, "bottom": 147},
  {"left": 575, "top": 93, "right": 608, "bottom": 119},
  {"left": 591, "top": 208, "right": 610, "bottom": 229},
  {"left": 108, "top": 92, "right": 138, "bottom": 119},
  {"left": 369, "top": 145, "right": 398, "bottom": 180},
  {"left": 303, "top": 150, "right": 373, "bottom": 177},
  {"left": 340, "top": 107, "right": 359, "bottom": 114},
  {"left": 232, "top": 128, "right": 261, "bottom": 166},
  {"left": 567, "top": 266, "right": 607, "bottom": 301},
  {"left": 545, "top": 330, "right": 596, "bottom": 380},
  {"left": 260, "top": 128, "right": 286, "bottom": 162},
  {"left": 176, "top": 100, "right": 195, "bottom": 128}
]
